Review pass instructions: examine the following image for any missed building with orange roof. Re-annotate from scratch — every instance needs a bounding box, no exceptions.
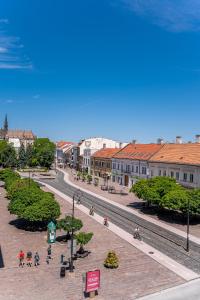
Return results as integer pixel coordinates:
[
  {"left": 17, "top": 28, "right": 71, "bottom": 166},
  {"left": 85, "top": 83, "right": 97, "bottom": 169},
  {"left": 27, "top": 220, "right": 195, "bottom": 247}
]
[
  {"left": 149, "top": 143, "right": 200, "bottom": 188},
  {"left": 56, "top": 141, "right": 75, "bottom": 168},
  {"left": 111, "top": 143, "right": 164, "bottom": 187},
  {"left": 91, "top": 148, "right": 121, "bottom": 180}
]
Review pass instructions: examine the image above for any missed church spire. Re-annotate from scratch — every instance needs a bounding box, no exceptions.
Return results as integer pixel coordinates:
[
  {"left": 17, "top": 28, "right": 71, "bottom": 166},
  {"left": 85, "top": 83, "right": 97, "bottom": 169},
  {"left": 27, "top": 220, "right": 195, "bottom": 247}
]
[{"left": 3, "top": 114, "right": 8, "bottom": 133}]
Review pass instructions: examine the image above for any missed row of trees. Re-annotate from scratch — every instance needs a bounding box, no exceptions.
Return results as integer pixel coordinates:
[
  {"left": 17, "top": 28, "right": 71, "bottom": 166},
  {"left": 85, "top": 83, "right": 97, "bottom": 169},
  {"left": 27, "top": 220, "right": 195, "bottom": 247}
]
[
  {"left": 131, "top": 177, "right": 200, "bottom": 215},
  {"left": 0, "top": 168, "right": 93, "bottom": 253},
  {"left": 0, "top": 138, "right": 55, "bottom": 169},
  {"left": 0, "top": 169, "right": 61, "bottom": 223}
]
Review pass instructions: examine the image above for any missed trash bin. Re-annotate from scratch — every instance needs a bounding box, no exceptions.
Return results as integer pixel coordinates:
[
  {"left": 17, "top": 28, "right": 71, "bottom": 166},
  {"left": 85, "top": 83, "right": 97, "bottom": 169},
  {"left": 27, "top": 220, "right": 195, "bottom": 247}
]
[{"left": 60, "top": 266, "right": 66, "bottom": 278}]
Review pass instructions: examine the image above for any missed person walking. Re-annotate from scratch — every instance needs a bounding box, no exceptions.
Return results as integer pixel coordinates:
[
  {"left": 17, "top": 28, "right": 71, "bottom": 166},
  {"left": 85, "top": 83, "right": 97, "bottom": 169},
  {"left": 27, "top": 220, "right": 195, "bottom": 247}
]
[
  {"left": 26, "top": 251, "right": 32, "bottom": 267},
  {"left": 134, "top": 226, "right": 141, "bottom": 240},
  {"left": 34, "top": 252, "right": 40, "bottom": 267},
  {"left": 47, "top": 245, "right": 52, "bottom": 259},
  {"left": 18, "top": 250, "right": 25, "bottom": 267}
]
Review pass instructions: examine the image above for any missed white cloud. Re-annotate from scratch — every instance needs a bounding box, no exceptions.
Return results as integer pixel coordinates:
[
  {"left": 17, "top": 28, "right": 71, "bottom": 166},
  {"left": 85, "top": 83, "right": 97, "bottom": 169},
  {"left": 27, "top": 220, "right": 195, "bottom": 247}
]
[
  {"left": 33, "top": 94, "right": 40, "bottom": 99},
  {"left": 121, "top": 0, "right": 200, "bottom": 32},
  {"left": 5, "top": 99, "right": 14, "bottom": 104},
  {"left": 0, "top": 19, "right": 8, "bottom": 24},
  {"left": 0, "top": 19, "right": 32, "bottom": 69}
]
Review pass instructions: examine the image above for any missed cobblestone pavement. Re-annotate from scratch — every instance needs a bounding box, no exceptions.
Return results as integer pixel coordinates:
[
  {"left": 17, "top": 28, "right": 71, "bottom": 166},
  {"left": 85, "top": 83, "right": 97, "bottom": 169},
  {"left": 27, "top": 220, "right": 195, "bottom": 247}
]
[
  {"left": 65, "top": 169, "right": 200, "bottom": 239},
  {"left": 0, "top": 186, "right": 184, "bottom": 300}
]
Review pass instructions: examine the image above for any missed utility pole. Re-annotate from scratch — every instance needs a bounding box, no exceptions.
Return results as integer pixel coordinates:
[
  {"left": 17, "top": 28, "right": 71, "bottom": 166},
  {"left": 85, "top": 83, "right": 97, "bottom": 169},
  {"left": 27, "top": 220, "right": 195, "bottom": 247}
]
[{"left": 186, "top": 198, "right": 190, "bottom": 252}]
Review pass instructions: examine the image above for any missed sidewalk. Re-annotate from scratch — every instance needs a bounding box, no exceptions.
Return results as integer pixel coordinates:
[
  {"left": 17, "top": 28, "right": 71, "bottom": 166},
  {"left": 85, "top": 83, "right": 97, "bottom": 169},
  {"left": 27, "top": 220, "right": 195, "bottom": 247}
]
[{"left": 60, "top": 169, "right": 200, "bottom": 246}]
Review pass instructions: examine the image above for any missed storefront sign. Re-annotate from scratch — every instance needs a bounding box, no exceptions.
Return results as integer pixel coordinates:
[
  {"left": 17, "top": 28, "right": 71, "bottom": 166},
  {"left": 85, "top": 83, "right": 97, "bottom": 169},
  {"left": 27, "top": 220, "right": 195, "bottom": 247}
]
[{"left": 85, "top": 270, "right": 100, "bottom": 293}]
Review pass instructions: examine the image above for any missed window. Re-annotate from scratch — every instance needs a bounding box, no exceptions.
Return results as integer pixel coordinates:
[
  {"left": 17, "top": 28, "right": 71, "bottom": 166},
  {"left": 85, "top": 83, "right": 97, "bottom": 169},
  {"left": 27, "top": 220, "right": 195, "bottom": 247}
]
[
  {"left": 190, "top": 174, "right": 194, "bottom": 183},
  {"left": 126, "top": 165, "right": 130, "bottom": 173},
  {"left": 151, "top": 170, "right": 154, "bottom": 177},
  {"left": 112, "top": 176, "right": 115, "bottom": 182},
  {"left": 142, "top": 167, "right": 146, "bottom": 175},
  {"left": 176, "top": 172, "right": 179, "bottom": 180},
  {"left": 113, "top": 163, "right": 116, "bottom": 170},
  {"left": 117, "top": 164, "right": 120, "bottom": 170},
  {"left": 170, "top": 171, "right": 174, "bottom": 178},
  {"left": 132, "top": 165, "right": 134, "bottom": 172},
  {"left": 121, "top": 164, "right": 123, "bottom": 172},
  {"left": 159, "top": 170, "right": 162, "bottom": 176},
  {"left": 163, "top": 170, "right": 166, "bottom": 176},
  {"left": 136, "top": 166, "right": 139, "bottom": 173},
  {"left": 183, "top": 173, "right": 187, "bottom": 182}
]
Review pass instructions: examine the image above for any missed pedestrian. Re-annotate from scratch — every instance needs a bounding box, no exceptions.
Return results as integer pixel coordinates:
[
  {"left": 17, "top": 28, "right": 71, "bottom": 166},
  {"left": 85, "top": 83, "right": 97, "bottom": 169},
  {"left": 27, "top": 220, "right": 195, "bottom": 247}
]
[
  {"left": 26, "top": 251, "right": 32, "bottom": 267},
  {"left": 47, "top": 245, "right": 51, "bottom": 259},
  {"left": 46, "top": 255, "right": 50, "bottom": 265},
  {"left": 18, "top": 250, "right": 25, "bottom": 267},
  {"left": 34, "top": 252, "right": 40, "bottom": 267}
]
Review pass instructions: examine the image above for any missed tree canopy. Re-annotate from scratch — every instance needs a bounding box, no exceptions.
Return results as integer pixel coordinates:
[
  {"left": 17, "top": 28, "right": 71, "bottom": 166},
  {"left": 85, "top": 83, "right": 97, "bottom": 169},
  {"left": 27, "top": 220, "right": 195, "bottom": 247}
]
[
  {"left": 130, "top": 176, "right": 200, "bottom": 215},
  {"left": 0, "top": 169, "right": 61, "bottom": 224},
  {"left": 0, "top": 141, "right": 17, "bottom": 168},
  {"left": 57, "top": 215, "right": 83, "bottom": 233},
  {"left": 32, "top": 138, "right": 55, "bottom": 169}
]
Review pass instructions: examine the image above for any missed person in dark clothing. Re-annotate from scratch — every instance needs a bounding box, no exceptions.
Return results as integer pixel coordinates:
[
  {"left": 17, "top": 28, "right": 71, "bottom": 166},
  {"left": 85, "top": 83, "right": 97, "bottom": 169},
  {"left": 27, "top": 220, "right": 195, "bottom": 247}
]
[
  {"left": 26, "top": 251, "right": 32, "bottom": 267},
  {"left": 47, "top": 245, "right": 52, "bottom": 259},
  {"left": 34, "top": 252, "right": 40, "bottom": 266}
]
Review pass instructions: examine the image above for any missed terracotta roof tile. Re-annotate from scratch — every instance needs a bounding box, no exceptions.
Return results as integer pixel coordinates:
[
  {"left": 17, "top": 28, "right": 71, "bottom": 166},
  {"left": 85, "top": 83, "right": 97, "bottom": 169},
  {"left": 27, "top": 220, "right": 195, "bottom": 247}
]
[
  {"left": 113, "top": 144, "right": 164, "bottom": 160},
  {"left": 92, "top": 148, "right": 121, "bottom": 159},
  {"left": 6, "top": 130, "right": 35, "bottom": 139},
  {"left": 150, "top": 144, "right": 200, "bottom": 166}
]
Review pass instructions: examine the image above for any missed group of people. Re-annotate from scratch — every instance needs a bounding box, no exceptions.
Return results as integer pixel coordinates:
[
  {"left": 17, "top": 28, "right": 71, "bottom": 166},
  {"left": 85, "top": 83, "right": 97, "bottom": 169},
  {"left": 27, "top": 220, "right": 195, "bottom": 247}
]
[
  {"left": 18, "top": 250, "right": 40, "bottom": 267},
  {"left": 18, "top": 245, "right": 52, "bottom": 267}
]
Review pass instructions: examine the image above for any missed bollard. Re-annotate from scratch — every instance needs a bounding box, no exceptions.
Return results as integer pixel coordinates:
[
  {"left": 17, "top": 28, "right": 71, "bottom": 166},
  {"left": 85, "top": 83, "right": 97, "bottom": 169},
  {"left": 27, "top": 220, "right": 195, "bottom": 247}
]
[{"left": 60, "top": 266, "right": 66, "bottom": 278}]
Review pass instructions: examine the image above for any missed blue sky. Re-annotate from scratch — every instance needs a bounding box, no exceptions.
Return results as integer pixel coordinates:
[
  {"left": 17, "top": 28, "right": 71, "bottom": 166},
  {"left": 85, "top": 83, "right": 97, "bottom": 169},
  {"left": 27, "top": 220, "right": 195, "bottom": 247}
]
[{"left": 0, "top": 0, "right": 200, "bottom": 143}]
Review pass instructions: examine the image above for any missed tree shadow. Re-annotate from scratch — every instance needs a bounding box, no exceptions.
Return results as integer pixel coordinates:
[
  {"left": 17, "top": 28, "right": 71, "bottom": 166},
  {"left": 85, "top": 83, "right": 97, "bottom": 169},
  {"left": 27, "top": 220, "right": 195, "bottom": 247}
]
[
  {"left": 9, "top": 218, "right": 48, "bottom": 232},
  {"left": 56, "top": 232, "right": 71, "bottom": 243},
  {"left": 127, "top": 202, "right": 200, "bottom": 226}
]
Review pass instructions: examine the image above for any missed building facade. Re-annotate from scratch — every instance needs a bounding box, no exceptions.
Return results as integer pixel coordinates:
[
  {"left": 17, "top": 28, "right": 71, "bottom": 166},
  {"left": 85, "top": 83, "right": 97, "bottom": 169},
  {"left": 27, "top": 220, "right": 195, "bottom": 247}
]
[
  {"left": 111, "top": 143, "right": 164, "bottom": 187},
  {"left": 55, "top": 141, "right": 75, "bottom": 168},
  {"left": 6, "top": 130, "right": 35, "bottom": 152},
  {"left": 80, "top": 137, "right": 127, "bottom": 174},
  {"left": 149, "top": 144, "right": 200, "bottom": 188},
  {"left": 91, "top": 148, "right": 121, "bottom": 178}
]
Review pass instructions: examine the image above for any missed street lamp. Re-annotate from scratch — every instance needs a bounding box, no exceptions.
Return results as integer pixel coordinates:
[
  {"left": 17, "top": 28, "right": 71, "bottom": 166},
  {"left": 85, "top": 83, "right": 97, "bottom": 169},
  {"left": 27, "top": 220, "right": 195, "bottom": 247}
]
[
  {"left": 186, "top": 197, "right": 190, "bottom": 252},
  {"left": 69, "top": 189, "right": 83, "bottom": 272}
]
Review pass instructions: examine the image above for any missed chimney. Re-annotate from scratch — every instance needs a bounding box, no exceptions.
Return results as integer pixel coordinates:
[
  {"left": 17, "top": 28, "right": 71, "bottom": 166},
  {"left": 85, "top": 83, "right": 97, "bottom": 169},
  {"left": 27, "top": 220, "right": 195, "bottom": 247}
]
[
  {"left": 157, "top": 138, "right": 164, "bottom": 145},
  {"left": 195, "top": 134, "right": 200, "bottom": 143},
  {"left": 132, "top": 139, "right": 137, "bottom": 144},
  {"left": 176, "top": 136, "right": 182, "bottom": 144}
]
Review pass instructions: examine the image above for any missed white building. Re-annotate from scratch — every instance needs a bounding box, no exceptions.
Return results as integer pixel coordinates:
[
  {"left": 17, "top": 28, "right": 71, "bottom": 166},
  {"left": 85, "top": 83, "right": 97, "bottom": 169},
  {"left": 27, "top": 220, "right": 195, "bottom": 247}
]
[
  {"left": 6, "top": 130, "right": 35, "bottom": 152},
  {"left": 112, "top": 143, "right": 164, "bottom": 187},
  {"left": 80, "top": 137, "right": 127, "bottom": 174}
]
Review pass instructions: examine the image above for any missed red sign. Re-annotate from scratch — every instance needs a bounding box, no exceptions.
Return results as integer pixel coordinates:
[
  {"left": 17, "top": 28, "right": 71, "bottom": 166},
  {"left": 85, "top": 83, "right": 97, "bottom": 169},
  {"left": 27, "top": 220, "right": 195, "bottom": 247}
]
[{"left": 85, "top": 270, "right": 100, "bottom": 293}]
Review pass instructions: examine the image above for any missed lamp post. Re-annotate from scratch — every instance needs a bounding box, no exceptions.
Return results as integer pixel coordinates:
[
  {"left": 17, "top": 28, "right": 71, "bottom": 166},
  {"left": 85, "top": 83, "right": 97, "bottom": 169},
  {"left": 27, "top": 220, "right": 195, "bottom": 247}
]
[
  {"left": 69, "top": 189, "right": 83, "bottom": 272},
  {"left": 186, "top": 197, "right": 190, "bottom": 252}
]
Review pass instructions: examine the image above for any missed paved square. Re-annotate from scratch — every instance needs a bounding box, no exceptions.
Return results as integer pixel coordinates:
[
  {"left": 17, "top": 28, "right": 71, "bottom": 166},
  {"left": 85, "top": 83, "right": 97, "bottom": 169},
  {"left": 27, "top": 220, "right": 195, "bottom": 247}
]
[{"left": 0, "top": 186, "right": 184, "bottom": 300}]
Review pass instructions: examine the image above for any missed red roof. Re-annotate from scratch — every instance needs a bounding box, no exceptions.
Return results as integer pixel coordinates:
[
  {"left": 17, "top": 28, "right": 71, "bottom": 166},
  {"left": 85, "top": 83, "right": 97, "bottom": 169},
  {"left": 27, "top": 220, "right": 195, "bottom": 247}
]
[
  {"left": 56, "top": 141, "right": 75, "bottom": 149},
  {"left": 92, "top": 148, "right": 121, "bottom": 159},
  {"left": 113, "top": 144, "right": 164, "bottom": 161},
  {"left": 150, "top": 144, "right": 200, "bottom": 166}
]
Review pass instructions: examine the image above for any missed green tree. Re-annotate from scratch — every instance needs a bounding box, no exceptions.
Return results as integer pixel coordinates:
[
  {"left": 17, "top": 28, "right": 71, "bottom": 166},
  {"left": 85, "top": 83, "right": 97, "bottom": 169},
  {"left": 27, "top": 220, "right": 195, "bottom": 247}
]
[
  {"left": 18, "top": 144, "right": 27, "bottom": 169},
  {"left": 161, "top": 189, "right": 189, "bottom": 212},
  {"left": 75, "top": 232, "right": 93, "bottom": 253},
  {"left": 22, "top": 194, "right": 61, "bottom": 222},
  {"left": 57, "top": 216, "right": 83, "bottom": 234},
  {"left": 26, "top": 144, "right": 33, "bottom": 167},
  {"left": 0, "top": 141, "right": 17, "bottom": 168},
  {"left": 33, "top": 138, "right": 55, "bottom": 169}
]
